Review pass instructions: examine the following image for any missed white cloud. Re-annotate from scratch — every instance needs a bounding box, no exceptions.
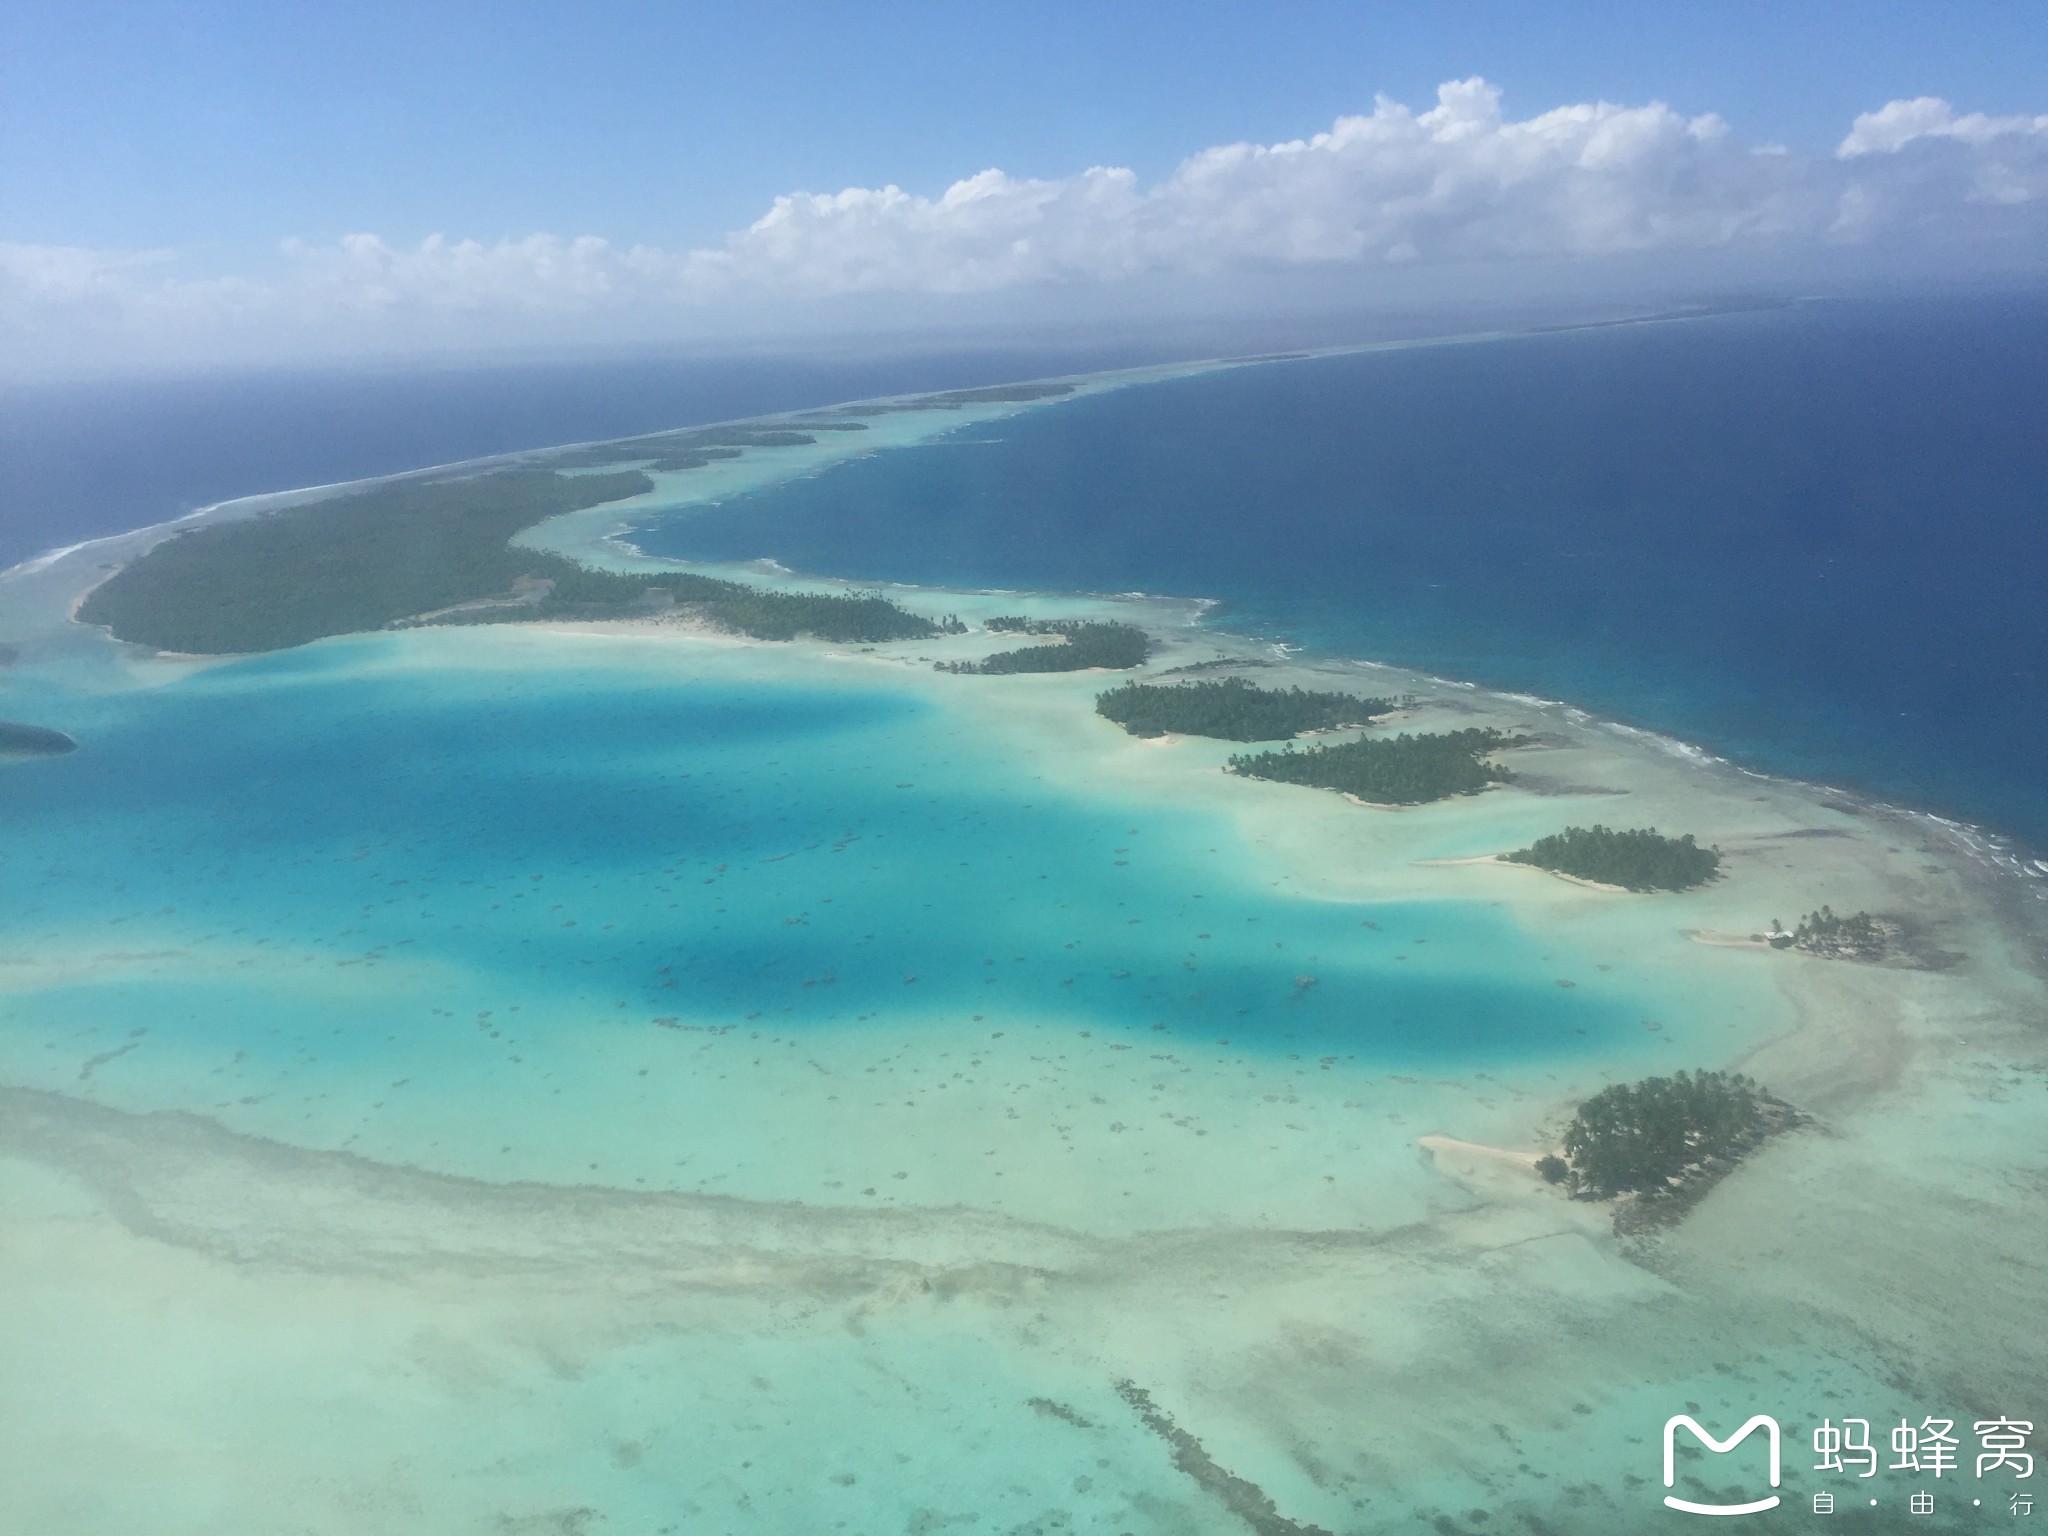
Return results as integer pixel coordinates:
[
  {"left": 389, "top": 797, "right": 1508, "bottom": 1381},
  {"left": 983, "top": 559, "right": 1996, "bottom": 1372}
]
[
  {"left": 5, "top": 79, "right": 2046, "bottom": 371},
  {"left": 0, "top": 241, "right": 178, "bottom": 306},
  {"left": 1833, "top": 96, "right": 2048, "bottom": 215},
  {"left": 1839, "top": 97, "right": 2048, "bottom": 156},
  {"left": 276, "top": 231, "right": 702, "bottom": 312},
  {"left": 699, "top": 81, "right": 1801, "bottom": 292}
]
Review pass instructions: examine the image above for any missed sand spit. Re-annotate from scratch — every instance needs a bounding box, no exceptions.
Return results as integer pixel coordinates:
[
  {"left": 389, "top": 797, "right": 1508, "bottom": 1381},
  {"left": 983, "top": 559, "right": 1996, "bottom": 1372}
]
[
  {"left": 1689, "top": 928, "right": 1780, "bottom": 951},
  {"left": 1418, "top": 1133, "right": 1548, "bottom": 1171},
  {"left": 1415, "top": 851, "right": 1634, "bottom": 894}
]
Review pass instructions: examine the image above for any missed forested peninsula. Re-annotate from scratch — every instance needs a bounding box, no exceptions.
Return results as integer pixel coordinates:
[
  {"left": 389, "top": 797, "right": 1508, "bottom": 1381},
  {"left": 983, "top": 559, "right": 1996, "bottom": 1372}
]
[
  {"left": 1226, "top": 728, "right": 1522, "bottom": 805},
  {"left": 938, "top": 620, "right": 1150, "bottom": 675},
  {"left": 1095, "top": 677, "right": 1398, "bottom": 741},
  {"left": 78, "top": 469, "right": 950, "bottom": 654}
]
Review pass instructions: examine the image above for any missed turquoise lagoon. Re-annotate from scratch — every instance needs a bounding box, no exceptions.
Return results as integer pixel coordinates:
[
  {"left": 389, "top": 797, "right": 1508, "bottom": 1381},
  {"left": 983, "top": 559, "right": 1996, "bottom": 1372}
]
[{"left": 0, "top": 625, "right": 1740, "bottom": 1227}]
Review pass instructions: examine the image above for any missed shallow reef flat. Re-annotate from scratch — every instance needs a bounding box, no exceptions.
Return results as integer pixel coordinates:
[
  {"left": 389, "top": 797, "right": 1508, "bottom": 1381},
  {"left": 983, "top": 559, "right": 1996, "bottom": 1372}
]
[{"left": 3, "top": 377, "right": 2046, "bottom": 1533}]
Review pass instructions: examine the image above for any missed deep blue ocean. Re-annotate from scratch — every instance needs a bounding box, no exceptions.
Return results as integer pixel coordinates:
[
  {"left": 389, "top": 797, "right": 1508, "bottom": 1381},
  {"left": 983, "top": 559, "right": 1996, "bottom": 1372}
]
[
  {"left": 0, "top": 344, "right": 1183, "bottom": 572},
  {"left": 0, "top": 307, "right": 1495, "bottom": 572},
  {"left": 635, "top": 294, "right": 2048, "bottom": 848}
]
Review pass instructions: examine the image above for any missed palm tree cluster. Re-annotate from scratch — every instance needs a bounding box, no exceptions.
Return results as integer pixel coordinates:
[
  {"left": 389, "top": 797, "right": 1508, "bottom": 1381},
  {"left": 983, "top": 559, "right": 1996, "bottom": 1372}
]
[
  {"left": 1503, "top": 825, "right": 1720, "bottom": 891},
  {"left": 1226, "top": 728, "right": 1519, "bottom": 804},
  {"left": 1792, "top": 905, "right": 1887, "bottom": 958},
  {"left": 937, "top": 622, "right": 1150, "bottom": 674},
  {"left": 1557, "top": 1070, "right": 1769, "bottom": 1197},
  {"left": 1095, "top": 677, "right": 1396, "bottom": 741}
]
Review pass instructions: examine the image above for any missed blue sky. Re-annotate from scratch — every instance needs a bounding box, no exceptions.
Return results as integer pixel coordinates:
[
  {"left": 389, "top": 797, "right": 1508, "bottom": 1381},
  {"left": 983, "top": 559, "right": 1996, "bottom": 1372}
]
[
  {"left": 7, "top": 0, "right": 2044, "bottom": 250},
  {"left": 4, "top": 1, "right": 2045, "bottom": 373}
]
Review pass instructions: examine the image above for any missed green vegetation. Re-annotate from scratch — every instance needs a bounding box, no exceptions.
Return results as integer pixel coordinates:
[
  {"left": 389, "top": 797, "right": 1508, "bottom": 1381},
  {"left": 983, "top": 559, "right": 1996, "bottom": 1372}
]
[
  {"left": 1788, "top": 905, "right": 1888, "bottom": 960},
  {"left": 1226, "top": 728, "right": 1520, "bottom": 805},
  {"left": 78, "top": 468, "right": 949, "bottom": 653},
  {"left": 433, "top": 578, "right": 953, "bottom": 644},
  {"left": 80, "top": 470, "right": 654, "bottom": 652},
  {"left": 1155, "top": 657, "right": 1273, "bottom": 674},
  {"left": 918, "top": 382, "right": 1075, "bottom": 406},
  {"left": 1502, "top": 824, "right": 1721, "bottom": 891},
  {"left": 1556, "top": 1069, "right": 1779, "bottom": 1199},
  {"left": 551, "top": 442, "right": 743, "bottom": 473},
  {"left": 1095, "top": 677, "right": 1397, "bottom": 741},
  {"left": 938, "top": 620, "right": 1150, "bottom": 674},
  {"left": 829, "top": 381, "right": 1077, "bottom": 416},
  {"left": 545, "top": 421, "right": 867, "bottom": 474}
]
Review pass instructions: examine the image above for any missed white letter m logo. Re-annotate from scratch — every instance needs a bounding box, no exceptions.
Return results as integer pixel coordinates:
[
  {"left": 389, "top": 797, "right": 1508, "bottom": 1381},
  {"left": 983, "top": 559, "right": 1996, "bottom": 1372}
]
[{"left": 1663, "top": 1414, "right": 1782, "bottom": 1516}]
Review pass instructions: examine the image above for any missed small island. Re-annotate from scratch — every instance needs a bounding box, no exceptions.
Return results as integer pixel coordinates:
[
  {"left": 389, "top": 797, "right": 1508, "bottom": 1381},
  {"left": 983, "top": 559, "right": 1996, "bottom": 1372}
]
[
  {"left": 1774, "top": 906, "right": 1889, "bottom": 961},
  {"left": 937, "top": 620, "right": 1150, "bottom": 675},
  {"left": 0, "top": 721, "right": 79, "bottom": 756},
  {"left": 1537, "top": 1068, "right": 1797, "bottom": 1231},
  {"left": 77, "top": 469, "right": 954, "bottom": 653},
  {"left": 1094, "top": 677, "right": 1398, "bottom": 741},
  {"left": 1502, "top": 824, "right": 1720, "bottom": 892},
  {"left": 1225, "top": 728, "right": 1521, "bottom": 806}
]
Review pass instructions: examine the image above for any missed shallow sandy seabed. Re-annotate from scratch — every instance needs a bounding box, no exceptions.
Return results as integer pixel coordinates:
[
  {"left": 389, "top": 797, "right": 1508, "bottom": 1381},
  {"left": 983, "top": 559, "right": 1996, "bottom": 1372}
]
[{"left": 3, "top": 377, "right": 2046, "bottom": 1534}]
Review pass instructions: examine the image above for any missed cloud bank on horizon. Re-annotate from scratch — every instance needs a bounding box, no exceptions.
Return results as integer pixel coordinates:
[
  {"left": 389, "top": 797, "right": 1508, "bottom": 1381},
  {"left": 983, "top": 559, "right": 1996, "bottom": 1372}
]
[{"left": 6, "top": 79, "right": 2046, "bottom": 370}]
